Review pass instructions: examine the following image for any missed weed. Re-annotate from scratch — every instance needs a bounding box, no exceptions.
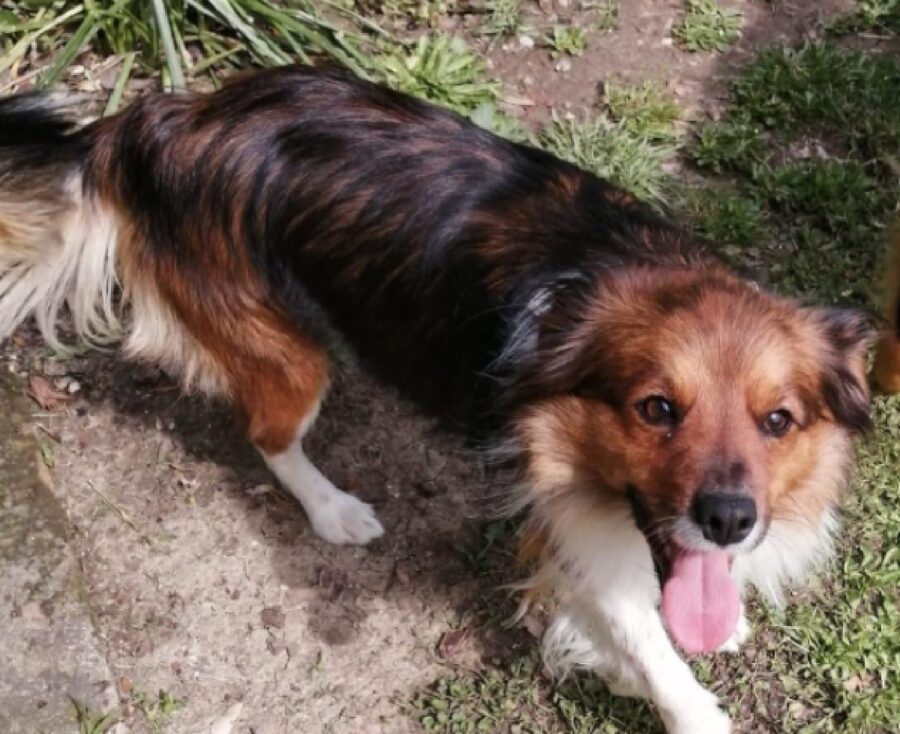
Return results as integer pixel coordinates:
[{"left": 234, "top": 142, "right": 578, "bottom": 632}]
[
  {"left": 594, "top": 1, "right": 619, "bottom": 33},
  {"left": 606, "top": 81, "right": 681, "bottom": 142},
  {"left": 679, "top": 186, "right": 770, "bottom": 260},
  {"left": 545, "top": 25, "right": 588, "bottom": 58},
  {"left": 829, "top": 0, "right": 900, "bottom": 34},
  {"left": 540, "top": 82, "right": 682, "bottom": 205},
  {"left": 541, "top": 114, "right": 677, "bottom": 204},
  {"left": 456, "top": 519, "right": 516, "bottom": 576},
  {"left": 376, "top": 34, "right": 500, "bottom": 115},
  {"left": 673, "top": 0, "right": 742, "bottom": 53},
  {"left": 132, "top": 689, "right": 182, "bottom": 734},
  {"left": 689, "top": 116, "right": 767, "bottom": 175},
  {"left": 479, "top": 0, "right": 523, "bottom": 37},
  {"left": 71, "top": 698, "right": 117, "bottom": 734}
]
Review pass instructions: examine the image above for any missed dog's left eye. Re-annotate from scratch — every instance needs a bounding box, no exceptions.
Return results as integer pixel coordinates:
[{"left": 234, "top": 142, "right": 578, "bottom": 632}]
[
  {"left": 762, "top": 409, "right": 793, "bottom": 437},
  {"left": 637, "top": 396, "right": 680, "bottom": 427}
]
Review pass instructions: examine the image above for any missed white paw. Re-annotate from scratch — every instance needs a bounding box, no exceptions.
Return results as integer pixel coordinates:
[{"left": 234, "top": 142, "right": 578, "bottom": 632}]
[
  {"left": 666, "top": 704, "right": 732, "bottom": 734},
  {"left": 309, "top": 492, "right": 384, "bottom": 545},
  {"left": 717, "top": 608, "right": 751, "bottom": 654}
]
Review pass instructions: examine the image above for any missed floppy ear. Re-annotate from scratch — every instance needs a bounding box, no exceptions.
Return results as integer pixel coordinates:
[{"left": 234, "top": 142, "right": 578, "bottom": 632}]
[
  {"left": 815, "top": 308, "right": 874, "bottom": 433},
  {"left": 496, "top": 271, "right": 600, "bottom": 400}
]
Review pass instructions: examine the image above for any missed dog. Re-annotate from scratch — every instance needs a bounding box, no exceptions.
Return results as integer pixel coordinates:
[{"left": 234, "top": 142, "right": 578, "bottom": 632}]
[{"left": 0, "top": 66, "right": 871, "bottom": 733}]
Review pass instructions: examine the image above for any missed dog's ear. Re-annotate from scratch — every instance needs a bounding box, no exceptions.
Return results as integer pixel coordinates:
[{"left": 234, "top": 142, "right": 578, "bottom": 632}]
[
  {"left": 814, "top": 308, "right": 874, "bottom": 433},
  {"left": 497, "top": 271, "right": 600, "bottom": 400}
]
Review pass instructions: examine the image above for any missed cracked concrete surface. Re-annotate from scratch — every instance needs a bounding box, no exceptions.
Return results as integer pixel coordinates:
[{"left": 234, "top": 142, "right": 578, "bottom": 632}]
[
  {"left": 0, "top": 371, "right": 118, "bottom": 734},
  {"left": 1, "top": 343, "right": 504, "bottom": 733}
]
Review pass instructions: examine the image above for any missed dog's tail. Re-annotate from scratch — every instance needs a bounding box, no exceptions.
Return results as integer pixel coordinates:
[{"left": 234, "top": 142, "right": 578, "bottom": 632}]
[
  {"left": 873, "top": 218, "right": 900, "bottom": 393},
  {"left": 0, "top": 94, "right": 120, "bottom": 352}
]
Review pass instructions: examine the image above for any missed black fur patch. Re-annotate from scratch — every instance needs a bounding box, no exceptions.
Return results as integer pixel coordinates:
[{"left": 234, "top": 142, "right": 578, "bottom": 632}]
[
  {"left": 85, "top": 65, "right": 700, "bottom": 429},
  {"left": 819, "top": 309, "right": 874, "bottom": 433},
  {"left": 0, "top": 95, "right": 88, "bottom": 172}
]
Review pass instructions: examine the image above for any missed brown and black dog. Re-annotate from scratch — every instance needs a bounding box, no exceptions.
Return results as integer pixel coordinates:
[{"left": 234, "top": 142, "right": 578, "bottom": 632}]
[{"left": 0, "top": 66, "right": 873, "bottom": 733}]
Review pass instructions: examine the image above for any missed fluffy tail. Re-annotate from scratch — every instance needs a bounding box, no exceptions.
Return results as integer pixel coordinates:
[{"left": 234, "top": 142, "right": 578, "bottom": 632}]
[{"left": 0, "top": 94, "right": 120, "bottom": 352}]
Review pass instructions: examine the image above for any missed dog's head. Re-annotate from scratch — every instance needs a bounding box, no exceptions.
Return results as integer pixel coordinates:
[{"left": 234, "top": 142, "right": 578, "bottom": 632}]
[{"left": 512, "top": 263, "right": 871, "bottom": 652}]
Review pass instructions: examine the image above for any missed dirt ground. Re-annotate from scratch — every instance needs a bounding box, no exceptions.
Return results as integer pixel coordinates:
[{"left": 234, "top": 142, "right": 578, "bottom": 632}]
[{"left": 0, "top": 1, "right": 864, "bottom": 733}]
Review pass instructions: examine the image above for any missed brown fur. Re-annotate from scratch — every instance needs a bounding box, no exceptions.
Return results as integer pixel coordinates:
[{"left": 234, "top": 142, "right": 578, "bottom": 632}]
[
  {"left": 516, "top": 265, "right": 868, "bottom": 544},
  {"left": 873, "top": 221, "right": 900, "bottom": 393}
]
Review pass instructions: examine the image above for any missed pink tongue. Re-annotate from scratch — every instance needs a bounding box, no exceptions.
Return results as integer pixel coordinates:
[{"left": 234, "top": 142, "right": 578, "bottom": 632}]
[{"left": 661, "top": 549, "right": 740, "bottom": 654}]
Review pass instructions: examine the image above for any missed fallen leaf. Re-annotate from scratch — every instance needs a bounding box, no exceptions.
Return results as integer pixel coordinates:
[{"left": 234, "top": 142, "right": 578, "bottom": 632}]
[
  {"left": 437, "top": 627, "right": 472, "bottom": 660},
  {"left": 28, "top": 375, "right": 73, "bottom": 410}
]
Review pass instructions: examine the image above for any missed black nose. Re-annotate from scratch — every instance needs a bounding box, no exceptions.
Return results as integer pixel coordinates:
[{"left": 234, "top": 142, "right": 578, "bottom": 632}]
[{"left": 691, "top": 492, "right": 757, "bottom": 546}]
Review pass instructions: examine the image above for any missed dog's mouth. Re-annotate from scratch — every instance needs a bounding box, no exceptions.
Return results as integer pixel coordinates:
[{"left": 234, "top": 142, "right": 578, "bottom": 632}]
[{"left": 627, "top": 485, "right": 741, "bottom": 655}]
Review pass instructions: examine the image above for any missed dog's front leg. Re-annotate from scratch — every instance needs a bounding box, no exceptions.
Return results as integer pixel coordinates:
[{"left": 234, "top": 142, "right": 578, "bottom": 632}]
[{"left": 594, "top": 598, "right": 732, "bottom": 734}]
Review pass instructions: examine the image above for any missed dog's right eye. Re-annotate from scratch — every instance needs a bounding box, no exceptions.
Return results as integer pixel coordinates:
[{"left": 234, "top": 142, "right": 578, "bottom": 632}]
[{"left": 637, "top": 396, "right": 680, "bottom": 427}]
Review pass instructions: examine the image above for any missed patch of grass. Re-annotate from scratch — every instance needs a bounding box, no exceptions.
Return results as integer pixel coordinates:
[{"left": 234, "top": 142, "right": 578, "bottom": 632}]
[
  {"left": 457, "top": 519, "right": 517, "bottom": 577},
  {"left": 606, "top": 81, "right": 681, "bottom": 141},
  {"left": 413, "top": 651, "right": 670, "bottom": 734},
  {"left": 540, "top": 82, "right": 682, "bottom": 205},
  {"left": 479, "top": 0, "right": 523, "bottom": 37},
  {"left": 685, "top": 42, "right": 900, "bottom": 303},
  {"left": 689, "top": 116, "right": 768, "bottom": 175},
  {"left": 2, "top": 2, "right": 524, "bottom": 149},
  {"left": 540, "top": 114, "right": 677, "bottom": 204},
  {"left": 730, "top": 43, "right": 900, "bottom": 159},
  {"left": 830, "top": 0, "right": 900, "bottom": 35},
  {"left": 412, "top": 654, "right": 548, "bottom": 733},
  {"left": 71, "top": 698, "right": 117, "bottom": 734},
  {"left": 594, "top": 1, "right": 619, "bottom": 33},
  {"left": 376, "top": 34, "right": 500, "bottom": 115},
  {"left": 131, "top": 689, "right": 182, "bottom": 734},
  {"left": 679, "top": 186, "right": 770, "bottom": 259},
  {"left": 545, "top": 25, "right": 588, "bottom": 58},
  {"left": 0, "top": 0, "right": 379, "bottom": 88},
  {"left": 673, "top": 0, "right": 742, "bottom": 53}
]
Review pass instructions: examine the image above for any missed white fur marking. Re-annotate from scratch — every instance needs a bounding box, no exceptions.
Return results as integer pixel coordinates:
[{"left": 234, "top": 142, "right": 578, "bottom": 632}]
[
  {"left": 0, "top": 175, "right": 120, "bottom": 351},
  {"left": 123, "top": 279, "right": 229, "bottom": 395},
  {"left": 261, "top": 411, "right": 384, "bottom": 545}
]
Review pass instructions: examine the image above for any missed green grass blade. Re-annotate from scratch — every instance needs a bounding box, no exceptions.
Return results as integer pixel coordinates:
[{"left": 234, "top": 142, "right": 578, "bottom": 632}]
[
  {"left": 150, "top": 0, "right": 186, "bottom": 90},
  {"left": 38, "top": 14, "right": 100, "bottom": 88},
  {"left": 104, "top": 51, "right": 136, "bottom": 116},
  {"left": 203, "top": 0, "right": 291, "bottom": 65},
  {"left": 0, "top": 5, "right": 85, "bottom": 76}
]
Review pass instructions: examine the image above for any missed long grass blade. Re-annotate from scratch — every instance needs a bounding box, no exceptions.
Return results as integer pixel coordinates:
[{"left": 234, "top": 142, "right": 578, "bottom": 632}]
[
  {"left": 104, "top": 51, "right": 136, "bottom": 116},
  {"left": 39, "top": 14, "right": 100, "bottom": 88},
  {"left": 0, "top": 5, "right": 85, "bottom": 76},
  {"left": 150, "top": 0, "right": 186, "bottom": 90}
]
